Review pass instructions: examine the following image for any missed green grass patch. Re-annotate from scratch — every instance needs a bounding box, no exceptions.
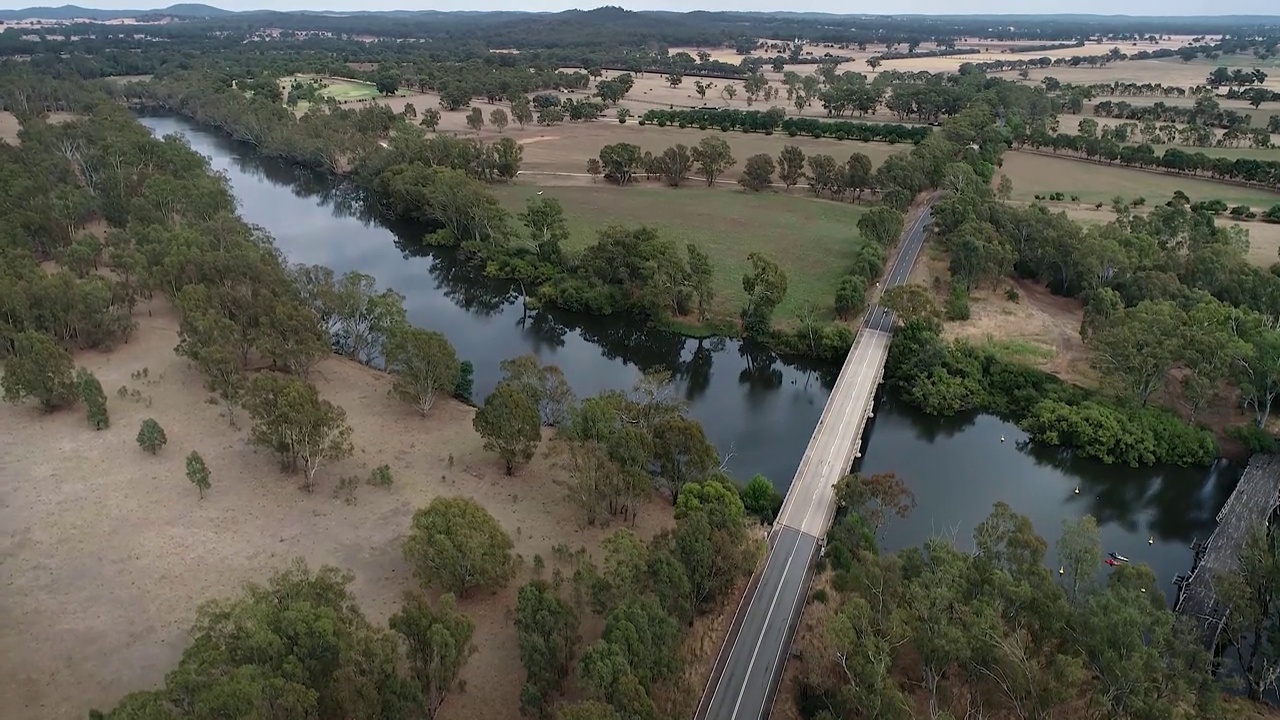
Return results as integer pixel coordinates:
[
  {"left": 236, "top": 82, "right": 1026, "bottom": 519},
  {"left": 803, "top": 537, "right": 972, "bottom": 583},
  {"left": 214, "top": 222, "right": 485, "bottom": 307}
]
[
  {"left": 320, "top": 78, "right": 383, "bottom": 102},
  {"left": 1139, "top": 144, "right": 1280, "bottom": 162},
  {"left": 491, "top": 184, "right": 869, "bottom": 325},
  {"left": 969, "top": 336, "right": 1056, "bottom": 366}
]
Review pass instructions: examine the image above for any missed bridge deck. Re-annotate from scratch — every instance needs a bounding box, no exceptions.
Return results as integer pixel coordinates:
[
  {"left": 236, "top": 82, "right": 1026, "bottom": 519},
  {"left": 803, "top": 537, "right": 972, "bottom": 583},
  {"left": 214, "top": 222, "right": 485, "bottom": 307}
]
[
  {"left": 1175, "top": 453, "right": 1280, "bottom": 651},
  {"left": 695, "top": 202, "right": 933, "bottom": 720}
]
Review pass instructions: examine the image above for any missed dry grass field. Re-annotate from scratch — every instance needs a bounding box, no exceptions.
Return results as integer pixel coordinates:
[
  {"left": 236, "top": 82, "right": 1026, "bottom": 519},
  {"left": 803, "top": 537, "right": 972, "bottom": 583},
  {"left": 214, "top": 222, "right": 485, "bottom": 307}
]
[
  {"left": 1016, "top": 56, "right": 1280, "bottom": 91},
  {"left": 0, "top": 296, "right": 674, "bottom": 720},
  {"left": 998, "top": 150, "right": 1280, "bottom": 207},
  {"left": 907, "top": 245, "right": 1092, "bottom": 386}
]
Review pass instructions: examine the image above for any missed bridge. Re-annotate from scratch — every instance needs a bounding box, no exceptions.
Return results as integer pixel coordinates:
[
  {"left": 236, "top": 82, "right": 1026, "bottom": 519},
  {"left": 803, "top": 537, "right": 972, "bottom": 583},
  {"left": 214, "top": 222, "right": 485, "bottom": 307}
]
[{"left": 695, "top": 205, "right": 932, "bottom": 720}]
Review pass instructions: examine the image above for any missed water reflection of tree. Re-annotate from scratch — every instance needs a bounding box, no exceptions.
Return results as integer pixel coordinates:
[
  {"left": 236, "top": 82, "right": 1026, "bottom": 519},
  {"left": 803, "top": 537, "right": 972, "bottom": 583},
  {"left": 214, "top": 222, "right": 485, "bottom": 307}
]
[
  {"left": 682, "top": 337, "right": 724, "bottom": 403},
  {"left": 1021, "top": 442, "right": 1228, "bottom": 542},
  {"left": 738, "top": 341, "right": 784, "bottom": 404},
  {"left": 520, "top": 309, "right": 568, "bottom": 352},
  {"left": 879, "top": 391, "right": 980, "bottom": 442},
  {"left": 392, "top": 234, "right": 516, "bottom": 317},
  {"left": 168, "top": 113, "right": 833, "bottom": 416}
]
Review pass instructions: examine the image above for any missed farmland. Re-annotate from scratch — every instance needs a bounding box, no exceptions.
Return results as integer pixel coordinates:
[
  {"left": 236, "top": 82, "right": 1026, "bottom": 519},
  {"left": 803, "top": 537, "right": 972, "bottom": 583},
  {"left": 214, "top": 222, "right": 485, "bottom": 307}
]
[
  {"left": 999, "top": 149, "right": 1280, "bottom": 207},
  {"left": 490, "top": 183, "right": 870, "bottom": 325}
]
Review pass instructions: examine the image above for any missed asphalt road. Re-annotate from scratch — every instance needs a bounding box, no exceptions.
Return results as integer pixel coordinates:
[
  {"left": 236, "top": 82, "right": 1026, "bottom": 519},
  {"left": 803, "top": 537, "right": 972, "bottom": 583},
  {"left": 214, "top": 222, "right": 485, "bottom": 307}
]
[{"left": 697, "top": 206, "right": 932, "bottom": 720}]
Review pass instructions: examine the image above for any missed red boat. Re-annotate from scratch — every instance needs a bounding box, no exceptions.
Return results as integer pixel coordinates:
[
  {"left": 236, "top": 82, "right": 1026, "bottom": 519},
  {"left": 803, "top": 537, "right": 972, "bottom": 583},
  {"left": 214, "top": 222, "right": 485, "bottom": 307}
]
[{"left": 1105, "top": 558, "right": 1121, "bottom": 567}]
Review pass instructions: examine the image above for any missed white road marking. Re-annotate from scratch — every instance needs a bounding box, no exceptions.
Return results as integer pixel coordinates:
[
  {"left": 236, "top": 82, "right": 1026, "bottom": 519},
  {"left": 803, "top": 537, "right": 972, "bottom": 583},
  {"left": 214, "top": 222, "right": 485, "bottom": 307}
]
[{"left": 728, "top": 531, "right": 803, "bottom": 720}]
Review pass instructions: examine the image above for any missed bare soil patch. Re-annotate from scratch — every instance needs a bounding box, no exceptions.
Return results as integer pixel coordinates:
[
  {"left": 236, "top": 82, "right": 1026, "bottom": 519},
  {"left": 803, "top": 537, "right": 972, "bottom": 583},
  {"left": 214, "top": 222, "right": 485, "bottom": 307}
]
[
  {"left": 910, "top": 243, "right": 1090, "bottom": 385},
  {"left": 0, "top": 297, "right": 672, "bottom": 720}
]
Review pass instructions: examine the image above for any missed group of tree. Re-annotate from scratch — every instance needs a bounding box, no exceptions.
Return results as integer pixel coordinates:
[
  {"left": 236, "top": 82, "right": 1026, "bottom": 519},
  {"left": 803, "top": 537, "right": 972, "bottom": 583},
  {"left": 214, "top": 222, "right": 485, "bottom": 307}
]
[
  {"left": 516, "top": 475, "right": 759, "bottom": 719},
  {"left": 639, "top": 107, "right": 931, "bottom": 144},
  {"left": 593, "top": 136, "right": 737, "bottom": 188},
  {"left": 902, "top": 125, "right": 1280, "bottom": 460},
  {"left": 92, "top": 556, "right": 479, "bottom": 719},
  {"left": 1091, "top": 96, "right": 1261, "bottom": 133},
  {"left": 1025, "top": 133, "right": 1280, "bottom": 190},
  {"left": 796, "top": 474, "right": 1225, "bottom": 719}
]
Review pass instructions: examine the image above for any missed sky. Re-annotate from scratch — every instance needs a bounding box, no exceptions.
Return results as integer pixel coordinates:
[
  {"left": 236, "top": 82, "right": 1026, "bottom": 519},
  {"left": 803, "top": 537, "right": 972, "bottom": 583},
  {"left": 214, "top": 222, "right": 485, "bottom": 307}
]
[{"left": 0, "top": 0, "right": 1277, "bottom": 15}]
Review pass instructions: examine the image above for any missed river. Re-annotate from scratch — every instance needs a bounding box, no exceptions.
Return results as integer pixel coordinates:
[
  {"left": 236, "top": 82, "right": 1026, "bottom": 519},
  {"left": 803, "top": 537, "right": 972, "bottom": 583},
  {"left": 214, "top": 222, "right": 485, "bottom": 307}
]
[{"left": 141, "top": 114, "right": 1241, "bottom": 599}]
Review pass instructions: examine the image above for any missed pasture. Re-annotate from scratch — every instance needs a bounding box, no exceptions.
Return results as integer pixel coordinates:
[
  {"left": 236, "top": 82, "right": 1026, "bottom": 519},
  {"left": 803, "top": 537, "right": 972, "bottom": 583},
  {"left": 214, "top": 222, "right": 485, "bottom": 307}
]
[
  {"left": 999, "top": 150, "right": 1280, "bottom": 208},
  {"left": 490, "top": 183, "right": 870, "bottom": 325}
]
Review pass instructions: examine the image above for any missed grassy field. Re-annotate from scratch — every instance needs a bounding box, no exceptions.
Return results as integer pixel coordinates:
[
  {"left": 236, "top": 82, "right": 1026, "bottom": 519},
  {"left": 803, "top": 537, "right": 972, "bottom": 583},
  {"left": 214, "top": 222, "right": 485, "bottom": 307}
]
[
  {"left": 318, "top": 77, "right": 384, "bottom": 101},
  {"left": 1000, "top": 150, "right": 1280, "bottom": 207},
  {"left": 1134, "top": 143, "right": 1280, "bottom": 162},
  {"left": 490, "top": 183, "right": 868, "bottom": 325}
]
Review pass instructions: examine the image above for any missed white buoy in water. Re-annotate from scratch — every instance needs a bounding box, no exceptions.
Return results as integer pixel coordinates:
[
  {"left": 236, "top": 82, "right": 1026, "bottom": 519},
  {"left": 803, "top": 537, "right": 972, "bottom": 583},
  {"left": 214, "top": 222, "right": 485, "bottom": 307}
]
[
  {"left": 1074, "top": 486, "right": 1080, "bottom": 494},
  {"left": 1058, "top": 566, "right": 1064, "bottom": 575},
  {"left": 1149, "top": 536, "right": 1155, "bottom": 545},
  {"left": 1000, "top": 435, "right": 1005, "bottom": 443}
]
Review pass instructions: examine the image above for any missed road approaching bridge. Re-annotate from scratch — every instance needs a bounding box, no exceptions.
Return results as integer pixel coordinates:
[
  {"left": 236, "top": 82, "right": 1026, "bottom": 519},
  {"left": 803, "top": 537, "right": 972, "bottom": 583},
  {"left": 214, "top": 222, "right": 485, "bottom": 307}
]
[{"left": 696, "top": 206, "right": 932, "bottom": 720}]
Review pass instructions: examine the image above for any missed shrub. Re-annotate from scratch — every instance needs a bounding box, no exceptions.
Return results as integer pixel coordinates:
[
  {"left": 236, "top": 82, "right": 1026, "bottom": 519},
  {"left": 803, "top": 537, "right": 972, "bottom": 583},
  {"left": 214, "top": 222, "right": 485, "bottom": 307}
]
[
  {"left": 76, "top": 368, "right": 109, "bottom": 430},
  {"left": 1, "top": 331, "right": 77, "bottom": 411},
  {"left": 787, "top": 128, "right": 799, "bottom": 137},
  {"left": 404, "top": 496, "right": 516, "bottom": 597},
  {"left": 946, "top": 285, "right": 971, "bottom": 321},
  {"left": 698, "top": 122, "right": 709, "bottom": 131},
  {"left": 367, "top": 464, "right": 394, "bottom": 487},
  {"left": 137, "top": 418, "right": 168, "bottom": 454},
  {"left": 741, "top": 474, "right": 783, "bottom": 522},
  {"left": 1005, "top": 286, "right": 1021, "bottom": 303},
  {"left": 1227, "top": 424, "right": 1277, "bottom": 454},
  {"left": 454, "top": 360, "right": 475, "bottom": 404},
  {"left": 186, "top": 451, "right": 211, "bottom": 499},
  {"left": 656, "top": 118, "right": 667, "bottom": 127}
]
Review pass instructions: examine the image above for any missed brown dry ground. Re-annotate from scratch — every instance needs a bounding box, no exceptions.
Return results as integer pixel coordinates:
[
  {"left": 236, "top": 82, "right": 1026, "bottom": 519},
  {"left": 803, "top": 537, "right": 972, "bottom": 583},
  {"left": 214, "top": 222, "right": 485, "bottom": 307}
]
[
  {"left": 0, "top": 296, "right": 674, "bottom": 720},
  {"left": 908, "top": 244, "right": 1093, "bottom": 388},
  {"left": 1013, "top": 56, "right": 1280, "bottom": 91}
]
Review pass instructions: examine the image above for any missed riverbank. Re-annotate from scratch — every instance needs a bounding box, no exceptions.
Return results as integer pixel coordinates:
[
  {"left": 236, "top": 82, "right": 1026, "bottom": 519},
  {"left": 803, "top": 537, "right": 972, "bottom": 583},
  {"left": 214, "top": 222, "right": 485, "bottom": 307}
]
[
  {"left": 0, "top": 294, "right": 677, "bottom": 720},
  {"left": 132, "top": 104, "right": 886, "bottom": 357}
]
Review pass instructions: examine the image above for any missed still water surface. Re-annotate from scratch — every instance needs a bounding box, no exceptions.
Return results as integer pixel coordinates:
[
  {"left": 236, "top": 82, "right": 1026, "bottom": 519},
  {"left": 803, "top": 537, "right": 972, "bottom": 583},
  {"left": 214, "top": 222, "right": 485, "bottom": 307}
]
[{"left": 142, "top": 114, "right": 1240, "bottom": 599}]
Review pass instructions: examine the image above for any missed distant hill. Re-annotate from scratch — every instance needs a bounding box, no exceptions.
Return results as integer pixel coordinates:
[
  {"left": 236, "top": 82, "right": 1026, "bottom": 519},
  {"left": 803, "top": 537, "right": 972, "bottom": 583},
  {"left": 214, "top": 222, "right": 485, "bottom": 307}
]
[
  {"left": 0, "top": 5, "right": 1276, "bottom": 24},
  {"left": 0, "top": 4, "right": 232, "bottom": 21}
]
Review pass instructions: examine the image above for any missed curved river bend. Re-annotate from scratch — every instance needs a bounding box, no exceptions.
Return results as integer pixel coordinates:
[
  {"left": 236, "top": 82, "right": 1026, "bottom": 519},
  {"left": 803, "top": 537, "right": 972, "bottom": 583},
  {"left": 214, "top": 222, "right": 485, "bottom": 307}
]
[{"left": 141, "top": 115, "right": 1240, "bottom": 599}]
